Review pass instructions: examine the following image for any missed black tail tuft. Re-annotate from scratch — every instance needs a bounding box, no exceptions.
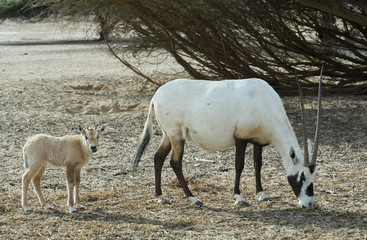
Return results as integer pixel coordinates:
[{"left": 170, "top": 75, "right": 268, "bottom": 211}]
[
  {"left": 132, "top": 128, "right": 151, "bottom": 173},
  {"left": 131, "top": 101, "right": 154, "bottom": 174}
]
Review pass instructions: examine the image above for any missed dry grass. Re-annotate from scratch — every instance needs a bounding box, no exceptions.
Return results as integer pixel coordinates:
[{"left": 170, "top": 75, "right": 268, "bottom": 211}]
[{"left": 0, "top": 20, "right": 366, "bottom": 239}]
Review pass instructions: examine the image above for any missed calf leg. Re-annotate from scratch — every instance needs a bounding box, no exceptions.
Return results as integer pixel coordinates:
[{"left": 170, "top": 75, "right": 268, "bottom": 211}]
[
  {"left": 74, "top": 168, "right": 85, "bottom": 209},
  {"left": 154, "top": 133, "right": 171, "bottom": 203},
  {"left": 254, "top": 144, "right": 271, "bottom": 201},
  {"left": 233, "top": 138, "right": 249, "bottom": 206},
  {"left": 66, "top": 165, "right": 77, "bottom": 213},
  {"left": 22, "top": 166, "right": 39, "bottom": 212},
  {"left": 22, "top": 164, "right": 41, "bottom": 212},
  {"left": 32, "top": 165, "right": 52, "bottom": 210},
  {"left": 169, "top": 136, "right": 202, "bottom": 205}
]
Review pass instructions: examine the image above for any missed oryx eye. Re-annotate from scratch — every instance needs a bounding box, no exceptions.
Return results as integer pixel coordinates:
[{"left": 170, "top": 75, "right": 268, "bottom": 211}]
[
  {"left": 300, "top": 172, "right": 305, "bottom": 182},
  {"left": 289, "top": 147, "right": 296, "bottom": 159},
  {"left": 85, "top": 136, "right": 89, "bottom": 141}
]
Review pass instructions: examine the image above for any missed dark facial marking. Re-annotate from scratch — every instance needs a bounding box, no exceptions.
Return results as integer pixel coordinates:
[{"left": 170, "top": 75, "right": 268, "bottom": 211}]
[
  {"left": 309, "top": 164, "right": 316, "bottom": 174},
  {"left": 300, "top": 172, "right": 305, "bottom": 181},
  {"left": 287, "top": 172, "right": 304, "bottom": 197},
  {"left": 306, "top": 183, "right": 314, "bottom": 197}
]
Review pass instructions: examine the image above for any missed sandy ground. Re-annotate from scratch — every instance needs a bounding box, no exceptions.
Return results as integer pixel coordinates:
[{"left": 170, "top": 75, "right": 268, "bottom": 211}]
[{"left": 0, "top": 20, "right": 367, "bottom": 239}]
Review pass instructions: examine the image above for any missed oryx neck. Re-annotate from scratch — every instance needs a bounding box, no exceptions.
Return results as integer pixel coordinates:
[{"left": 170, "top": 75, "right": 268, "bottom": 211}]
[{"left": 272, "top": 124, "right": 303, "bottom": 175}]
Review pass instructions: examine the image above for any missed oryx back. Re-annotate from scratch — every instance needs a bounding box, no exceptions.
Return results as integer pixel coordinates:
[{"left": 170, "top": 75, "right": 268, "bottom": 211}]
[{"left": 152, "top": 78, "right": 289, "bottom": 150}]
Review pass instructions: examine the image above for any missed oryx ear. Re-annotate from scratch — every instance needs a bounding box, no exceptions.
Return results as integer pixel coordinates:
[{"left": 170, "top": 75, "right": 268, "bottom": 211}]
[{"left": 289, "top": 147, "right": 297, "bottom": 164}]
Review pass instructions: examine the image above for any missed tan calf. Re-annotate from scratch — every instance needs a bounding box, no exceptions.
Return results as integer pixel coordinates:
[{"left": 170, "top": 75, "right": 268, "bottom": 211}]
[{"left": 21, "top": 126, "right": 105, "bottom": 213}]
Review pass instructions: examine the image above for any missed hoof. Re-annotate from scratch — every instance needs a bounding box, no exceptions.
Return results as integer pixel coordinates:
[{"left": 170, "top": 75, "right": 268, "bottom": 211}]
[
  {"left": 188, "top": 196, "right": 203, "bottom": 206},
  {"left": 193, "top": 200, "right": 203, "bottom": 206},
  {"left": 260, "top": 197, "right": 272, "bottom": 202},
  {"left": 157, "top": 196, "right": 170, "bottom": 204},
  {"left": 258, "top": 192, "right": 271, "bottom": 202},
  {"left": 23, "top": 206, "right": 33, "bottom": 212},
  {"left": 68, "top": 207, "right": 78, "bottom": 213},
  {"left": 233, "top": 194, "right": 249, "bottom": 207},
  {"left": 44, "top": 204, "right": 53, "bottom": 210},
  {"left": 235, "top": 200, "right": 250, "bottom": 207},
  {"left": 77, "top": 204, "right": 86, "bottom": 210}
]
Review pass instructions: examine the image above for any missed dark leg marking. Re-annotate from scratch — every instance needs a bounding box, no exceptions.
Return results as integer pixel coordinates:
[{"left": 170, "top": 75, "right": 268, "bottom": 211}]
[
  {"left": 254, "top": 144, "right": 271, "bottom": 201},
  {"left": 233, "top": 138, "right": 250, "bottom": 206},
  {"left": 154, "top": 134, "right": 171, "bottom": 198},
  {"left": 234, "top": 139, "right": 247, "bottom": 196},
  {"left": 169, "top": 137, "right": 202, "bottom": 205},
  {"left": 254, "top": 144, "right": 263, "bottom": 194}
]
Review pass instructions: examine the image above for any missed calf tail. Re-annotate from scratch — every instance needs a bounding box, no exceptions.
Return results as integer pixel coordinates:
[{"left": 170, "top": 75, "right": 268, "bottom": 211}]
[
  {"left": 132, "top": 101, "right": 154, "bottom": 174},
  {"left": 23, "top": 147, "right": 29, "bottom": 169}
]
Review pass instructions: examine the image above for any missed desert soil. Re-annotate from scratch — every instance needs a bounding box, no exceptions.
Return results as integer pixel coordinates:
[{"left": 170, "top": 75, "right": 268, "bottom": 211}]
[{"left": 0, "top": 20, "right": 366, "bottom": 239}]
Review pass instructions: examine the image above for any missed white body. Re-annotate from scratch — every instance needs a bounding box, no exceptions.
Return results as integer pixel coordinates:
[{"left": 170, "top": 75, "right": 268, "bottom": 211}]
[
  {"left": 153, "top": 79, "right": 302, "bottom": 171},
  {"left": 136, "top": 78, "right": 316, "bottom": 207},
  {"left": 23, "top": 134, "right": 92, "bottom": 168}
]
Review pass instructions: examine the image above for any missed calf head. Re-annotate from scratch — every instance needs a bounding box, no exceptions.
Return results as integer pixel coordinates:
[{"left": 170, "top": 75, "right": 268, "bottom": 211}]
[{"left": 79, "top": 126, "right": 105, "bottom": 153}]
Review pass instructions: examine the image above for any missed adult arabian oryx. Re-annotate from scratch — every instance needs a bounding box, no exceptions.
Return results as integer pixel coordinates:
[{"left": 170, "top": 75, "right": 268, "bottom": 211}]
[
  {"left": 132, "top": 68, "right": 323, "bottom": 208},
  {"left": 22, "top": 126, "right": 105, "bottom": 213}
]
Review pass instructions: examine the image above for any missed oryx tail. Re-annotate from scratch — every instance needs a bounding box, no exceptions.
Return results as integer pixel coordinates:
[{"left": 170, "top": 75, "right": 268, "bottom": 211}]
[{"left": 132, "top": 101, "right": 154, "bottom": 173}]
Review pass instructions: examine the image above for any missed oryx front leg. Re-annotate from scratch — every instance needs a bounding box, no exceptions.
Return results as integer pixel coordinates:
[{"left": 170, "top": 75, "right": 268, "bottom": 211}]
[
  {"left": 66, "top": 165, "right": 77, "bottom": 213},
  {"left": 254, "top": 144, "right": 271, "bottom": 202},
  {"left": 154, "top": 133, "right": 171, "bottom": 204},
  {"left": 233, "top": 139, "right": 250, "bottom": 207},
  {"left": 169, "top": 136, "right": 202, "bottom": 206}
]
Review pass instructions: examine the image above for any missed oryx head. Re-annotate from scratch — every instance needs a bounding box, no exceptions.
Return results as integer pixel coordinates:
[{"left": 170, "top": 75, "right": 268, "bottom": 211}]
[
  {"left": 79, "top": 126, "right": 105, "bottom": 153},
  {"left": 288, "top": 65, "right": 323, "bottom": 208}
]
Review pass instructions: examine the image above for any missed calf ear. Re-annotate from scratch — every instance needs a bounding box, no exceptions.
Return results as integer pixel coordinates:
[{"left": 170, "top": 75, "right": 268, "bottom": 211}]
[
  {"left": 99, "top": 126, "right": 106, "bottom": 133},
  {"left": 78, "top": 126, "right": 86, "bottom": 134}
]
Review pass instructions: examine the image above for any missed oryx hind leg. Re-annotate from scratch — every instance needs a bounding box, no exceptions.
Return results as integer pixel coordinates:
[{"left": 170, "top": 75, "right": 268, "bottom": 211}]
[
  {"left": 254, "top": 144, "right": 271, "bottom": 201},
  {"left": 154, "top": 132, "right": 171, "bottom": 204},
  {"left": 233, "top": 138, "right": 250, "bottom": 207},
  {"left": 169, "top": 135, "right": 202, "bottom": 206},
  {"left": 32, "top": 164, "right": 52, "bottom": 210}
]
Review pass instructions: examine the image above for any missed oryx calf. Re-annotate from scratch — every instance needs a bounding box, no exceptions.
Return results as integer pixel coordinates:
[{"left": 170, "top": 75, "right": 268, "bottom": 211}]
[
  {"left": 132, "top": 69, "right": 323, "bottom": 208},
  {"left": 21, "top": 126, "right": 105, "bottom": 213}
]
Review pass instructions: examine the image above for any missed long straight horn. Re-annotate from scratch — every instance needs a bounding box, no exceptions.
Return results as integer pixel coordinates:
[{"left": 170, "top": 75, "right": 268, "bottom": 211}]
[
  {"left": 311, "top": 64, "right": 324, "bottom": 166},
  {"left": 294, "top": 69, "right": 309, "bottom": 167}
]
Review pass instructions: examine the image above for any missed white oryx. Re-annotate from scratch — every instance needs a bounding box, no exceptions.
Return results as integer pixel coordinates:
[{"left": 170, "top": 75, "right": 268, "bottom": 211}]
[
  {"left": 22, "top": 126, "right": 105, "bottom": 213},
  {"left": 133, "top": 68, "right": 323, "bottom": 208}
]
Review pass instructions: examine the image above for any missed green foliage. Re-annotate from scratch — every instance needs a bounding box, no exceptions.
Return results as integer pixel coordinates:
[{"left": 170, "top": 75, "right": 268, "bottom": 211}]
[
  {"left": 0, "top": 0, "right": 47, "bottom": 19},
  {"left": 0, "top": 0, "right": 25, "bottom": 18}
]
